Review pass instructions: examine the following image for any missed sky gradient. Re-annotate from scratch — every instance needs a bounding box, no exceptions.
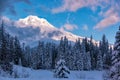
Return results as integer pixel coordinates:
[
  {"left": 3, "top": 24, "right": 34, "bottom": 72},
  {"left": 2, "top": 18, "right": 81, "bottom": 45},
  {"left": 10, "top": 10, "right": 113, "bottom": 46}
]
[{"left": 0, "top": 0, "right": 120, "bottom": 44}]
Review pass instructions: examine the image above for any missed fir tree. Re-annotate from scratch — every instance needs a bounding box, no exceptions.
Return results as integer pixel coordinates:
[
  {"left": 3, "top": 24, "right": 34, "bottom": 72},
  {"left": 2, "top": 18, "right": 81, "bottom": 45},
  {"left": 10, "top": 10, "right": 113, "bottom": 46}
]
[
  {"left": 97, "top": 50, "right": 103, "bottom": 70},
  {"left": 100, "top": 34, "right": 109, "bottom": 69},
  {"left": 0, "top": 21, "right": 13, "bottom": 74},
  {"left": 54, "top": 59, "right": 70, "bottom": 78},
  {"left": 109, "top": 26, "right": 120, "bottom": 80},
  {"left": 13, "top": 37, "right": 22, "bottom": 65},
  {"left": 44, "top": 42, "right": 52, "bottom": 69}
]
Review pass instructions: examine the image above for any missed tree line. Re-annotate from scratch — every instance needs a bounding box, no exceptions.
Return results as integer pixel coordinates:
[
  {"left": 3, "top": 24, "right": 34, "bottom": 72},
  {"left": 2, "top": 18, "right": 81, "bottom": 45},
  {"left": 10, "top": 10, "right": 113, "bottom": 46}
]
[{"left": 0, "top": 22, "right": 112, "bottom": 74}]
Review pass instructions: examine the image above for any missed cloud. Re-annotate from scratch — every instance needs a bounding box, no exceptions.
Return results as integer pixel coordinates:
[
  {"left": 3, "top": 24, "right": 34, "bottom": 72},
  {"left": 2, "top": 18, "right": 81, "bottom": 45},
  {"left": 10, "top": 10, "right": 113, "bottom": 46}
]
[
  {"left": 94, "top": 15, "right": 120, "bottom": 29},
  {"left": 40, "top": 5, "right": 50, "bottom": 12},
  {"left": 52, "top": 0, "right": 108, "bottom": 13},
  {"left": 94, "top": 1, "right": 120, "bottom": 30},
  {"left": 61, "top": 23, "right": 78, "bottom": 31},
  {"left": 0, "top": 0, "right": 31, "bottom": 15},
  {"left": 82, "top": 25, "right": 88, "bottom": 31},
  {"left": 94, "top": 15, "right": 120, "bottom": 30},
  {"left": 52, "top": 0, "right": 120, "bottom": 30},
  {"left": 0, "top": 16, "right": 13, "bottom": 26}
]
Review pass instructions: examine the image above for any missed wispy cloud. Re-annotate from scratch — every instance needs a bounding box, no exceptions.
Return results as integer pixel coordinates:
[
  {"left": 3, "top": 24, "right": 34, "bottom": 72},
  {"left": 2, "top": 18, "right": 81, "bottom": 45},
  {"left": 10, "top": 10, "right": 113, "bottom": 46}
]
[
  {"left": 82, "top": 25, "right": 88, "bottom": 31},
  {"left": 60, "top": 23, "right": 78, "bottom": 31},
  {"left": 52, "top": 0, "right": 120, "bottom": 30},
  {"left": 94, "top": 15, "right": 120, "bottom": 30},
  {"left": 52, "top": 0, "right": 108, "bottom": 13},
  {"left": 0, "top": 0, "right": 31, "bottom": 15},
  {"left": 94, "top": 1, "right": 120, "bottom": 30}
]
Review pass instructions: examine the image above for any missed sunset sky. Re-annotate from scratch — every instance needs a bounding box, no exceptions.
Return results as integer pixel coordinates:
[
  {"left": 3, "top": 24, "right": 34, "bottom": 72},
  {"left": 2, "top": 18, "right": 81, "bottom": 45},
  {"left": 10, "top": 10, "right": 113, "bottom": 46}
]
[{"left": 0, "top": 0, "right": 120, "bottom": 44}]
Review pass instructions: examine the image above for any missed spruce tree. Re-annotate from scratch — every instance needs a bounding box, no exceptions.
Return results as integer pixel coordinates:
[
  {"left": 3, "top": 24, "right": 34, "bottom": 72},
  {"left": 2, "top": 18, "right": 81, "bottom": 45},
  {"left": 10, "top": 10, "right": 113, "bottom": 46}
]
[
  {"left": 0, "top": 21, "right": 7, "bottom": 63},
  {"left": 97, "top": 50, "right": 103, "bottom": 70},
  {"left": 44, "top": 42, "right": 52, "bottom": 69},
  {"left": 54, "top": 59, "right": 70, "bottom": 78},
  {"left": 109, "top": 26, "right": 120, "bottom": 80},
  {"left": 13, "top": 37, "right": 22, "bottom": 65},
  {"left": 100, "top": 34, "right": 109, "bottom": 69},
  {"left": 0, "top": 21, "right": 13, "bottom": 74}
]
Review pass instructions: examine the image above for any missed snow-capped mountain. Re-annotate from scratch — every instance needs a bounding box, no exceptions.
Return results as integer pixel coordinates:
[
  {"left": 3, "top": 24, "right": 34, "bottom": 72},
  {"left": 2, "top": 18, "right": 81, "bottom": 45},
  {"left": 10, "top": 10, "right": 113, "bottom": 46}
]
[{"left": 1, "top": 15, "right": 99, "bottom": 46}]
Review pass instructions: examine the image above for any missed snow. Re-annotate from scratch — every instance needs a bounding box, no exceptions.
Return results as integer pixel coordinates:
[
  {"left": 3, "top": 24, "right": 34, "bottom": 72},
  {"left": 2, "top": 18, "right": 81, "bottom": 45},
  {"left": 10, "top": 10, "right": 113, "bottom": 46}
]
[
  {"left": 0, "top": 65, "right": 104, "bottom": 80},
  {"left": 1, "top": 15, "right": 101, "bottom": 47},
  {"left": 15, "top": 15, "right": 55, "bottom": 29}
]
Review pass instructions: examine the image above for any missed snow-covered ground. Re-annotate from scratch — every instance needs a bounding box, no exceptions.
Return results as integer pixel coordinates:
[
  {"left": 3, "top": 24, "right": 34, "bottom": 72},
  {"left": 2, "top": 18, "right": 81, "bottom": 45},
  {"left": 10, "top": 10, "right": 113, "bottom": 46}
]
[{"left": 0, "top": 65, "right": 103, "bottom": 80}]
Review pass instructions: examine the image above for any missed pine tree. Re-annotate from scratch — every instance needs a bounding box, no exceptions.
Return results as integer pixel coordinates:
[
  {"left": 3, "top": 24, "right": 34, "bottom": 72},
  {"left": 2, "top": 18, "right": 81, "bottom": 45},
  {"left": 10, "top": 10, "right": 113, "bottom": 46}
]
[
  {"left": 93, "top": 44, "right": 99, "bottom": 70},
  {"left": 37, "top": 41, "right": 44, "bottom": 69},
  {"left": 66, "top": 43, "right": 74, "bottom": 70},
  {"left": 97, "top": 50, "right": 103, "bottom": 70},
  {"left": 57, "top": 37, "right": 64, "bottom": 60},
  {"left": 44, "top": 42, "right": 52, "bottom": 69},
  {"left": 89, "top": 35, "right": 96, "bottom": 70},
  {"left": 13, "top": 37, "right": 22, "bottom": 65},
  {"left": 109, "top": 26, "right": 120, "bottom": 80},
  {"left": 73, "top": 39, "right": 83, "bottom": 70},
  {"left": 0, "top": 21, "right": 13, "bottom": 74},
  {"left": 100, "top": 34, "right": 109, "bottom": 69},
  {"left": 21, "top": 45, "right": 30, "bottom": 67},
  {"left": 51, "top": 43, "right": 57, "bottom": 69},
  {"left": 54, "top": 59, "right": 70, "bottom": 78},
  {"left": 82, "top": 39, "right": 91, "bottom": 70},
  {"left": 86, "top": 52, "right": 91, "bottom": 70},
  {"left": 0, "top": 21, "right": 7, "bottom": 63}
]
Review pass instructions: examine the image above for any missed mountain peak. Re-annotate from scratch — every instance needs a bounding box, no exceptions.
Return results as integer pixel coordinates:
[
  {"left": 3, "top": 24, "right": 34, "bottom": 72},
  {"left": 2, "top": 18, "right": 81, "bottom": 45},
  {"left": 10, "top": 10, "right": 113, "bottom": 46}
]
[
  {"left": 26, "top": 15, "right": 39, "bottom": 19},
  {"left": 4, "top": 16, "right": 100, "bottom": 47},
  {"left": 23, "top": 15, "right": 46, "bottom": 23},
  {"left": 15, "top": 15, "right": 55, "bottom": 29}
]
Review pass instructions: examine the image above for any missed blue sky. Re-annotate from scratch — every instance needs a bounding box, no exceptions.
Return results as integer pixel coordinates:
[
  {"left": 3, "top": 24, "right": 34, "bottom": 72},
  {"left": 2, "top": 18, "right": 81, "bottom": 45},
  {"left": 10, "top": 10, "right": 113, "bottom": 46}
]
[{"left": 0, "top": 0, "right": 120, "bottom": 44}]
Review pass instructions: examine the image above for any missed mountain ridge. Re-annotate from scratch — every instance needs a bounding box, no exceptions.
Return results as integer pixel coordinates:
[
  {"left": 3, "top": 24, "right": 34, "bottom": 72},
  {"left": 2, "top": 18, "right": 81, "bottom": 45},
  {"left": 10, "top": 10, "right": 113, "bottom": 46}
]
[{"left": 1, "top": 15, "right": 99, "bottom": 47}]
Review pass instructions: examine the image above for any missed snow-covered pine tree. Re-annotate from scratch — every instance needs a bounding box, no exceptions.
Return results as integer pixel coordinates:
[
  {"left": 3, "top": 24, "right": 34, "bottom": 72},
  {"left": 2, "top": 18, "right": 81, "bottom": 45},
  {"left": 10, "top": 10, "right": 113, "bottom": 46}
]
[
  {"left": 78, "top": 39, "right": 85, "bottom": 70},
  {"left": 57, "top": 37, "right": 64, "bottom": 61},
  {"left": 44, "top": 42, "right": 52, "bottom": 69},
  {"left": 89, "top": 35, "right": 95, "bottom": 70},
  {"left": 100, "top": 34, "right": 109, "bottom": 69},
  {"left": 23, "top": 45, "right": 31, "bottom": 67},
  {"left": 0, "top": 21, "right": 8, "bottom": 64},
  {"left": 13, "top": 36, "right": 22, "bottom": 65},
  {"left": 37, "top": 41, "right": 44, "bottom": 69},
  {"left": 72, "top": 39, "right": 84, "bottom": 70},
  {"left": 86, "top": 52, "right": 91, "bottom": 70},
  {"left": 66, "top": 43, "right": 74, "bottom": 70},
  {"left": 0, "top": 21, "right": 13, "bottom": 74},
  {"left": 54, "top": 59, "right": 70, "bottom": 78},
  {"left": 109, "top": 26, "right": 120, "bottom": 80},
  {"left": 97, "top": 50, "right": 103, "bottom": 70},
  {"left": 82, "top": 39, "right": 91, "bottom": 70},
  {"left": 51, "top": 43, "right": 57, "bottom": 69}
]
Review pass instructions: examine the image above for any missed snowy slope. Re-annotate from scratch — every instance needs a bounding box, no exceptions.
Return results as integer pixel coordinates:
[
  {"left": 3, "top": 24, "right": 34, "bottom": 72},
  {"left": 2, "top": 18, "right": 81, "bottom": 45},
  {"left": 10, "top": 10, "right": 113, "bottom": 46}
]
[
  {"left": 14, "top": 15, "right": 84, "bottom": 42},
  {"left": 1, "top": 15, "right": 99, "bottom": 46},
  {"left": 0, "top": 65, "right": 103, "bottom": 80}
]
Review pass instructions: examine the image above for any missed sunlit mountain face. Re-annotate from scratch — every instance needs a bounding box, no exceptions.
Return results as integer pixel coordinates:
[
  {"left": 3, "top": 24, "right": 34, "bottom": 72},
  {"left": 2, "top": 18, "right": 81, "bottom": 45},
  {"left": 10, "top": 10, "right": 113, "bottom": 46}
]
[{"left": 1, "top": 15, "right": 99, "bottom": 47}]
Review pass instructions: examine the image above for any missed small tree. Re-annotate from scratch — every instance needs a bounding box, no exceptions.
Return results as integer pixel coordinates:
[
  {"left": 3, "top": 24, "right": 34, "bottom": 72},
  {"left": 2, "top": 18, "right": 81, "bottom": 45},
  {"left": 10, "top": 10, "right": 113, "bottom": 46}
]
[{"left": 54, "top": 59, "right": 70, "bottom": 78}]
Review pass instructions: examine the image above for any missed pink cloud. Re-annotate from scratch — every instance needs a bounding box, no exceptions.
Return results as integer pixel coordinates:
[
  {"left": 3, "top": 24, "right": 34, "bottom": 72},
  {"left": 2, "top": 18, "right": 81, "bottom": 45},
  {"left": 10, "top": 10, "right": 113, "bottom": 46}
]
[
  {"left": 94, "top": 2, "right": 120, "bottom": 30},
  {"left": 61, "top": 23, "right": 78, "bottom": 31},
  {"left": 52, "top": 0, "right": 120, "bottom": 30},
  {"left": 82, "top": 25, "right": 88, "bottom": 31},
  {"left": 52, "top": 0, "right": 107, "bottom": 13},
  {"left": 94, "top": 15, "right": 120, "bottom": 30}
]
